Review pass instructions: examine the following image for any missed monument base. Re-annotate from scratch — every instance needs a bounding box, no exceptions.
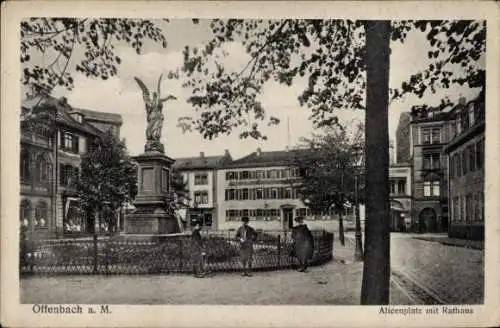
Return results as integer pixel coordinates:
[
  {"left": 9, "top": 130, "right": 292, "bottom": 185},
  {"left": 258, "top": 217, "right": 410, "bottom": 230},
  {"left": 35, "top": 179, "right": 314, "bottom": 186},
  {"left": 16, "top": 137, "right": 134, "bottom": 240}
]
[{"left": 124, "top": 150, "right": 181, "bottom": 236}]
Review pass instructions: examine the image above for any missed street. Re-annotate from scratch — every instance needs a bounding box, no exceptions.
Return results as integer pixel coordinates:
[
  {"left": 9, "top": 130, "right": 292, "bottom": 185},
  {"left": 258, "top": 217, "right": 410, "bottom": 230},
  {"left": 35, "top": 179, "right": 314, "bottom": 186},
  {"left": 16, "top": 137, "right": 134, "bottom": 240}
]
[
  {"left": 390, "top": 233, "right": 484, "bottom": 304},
  {"left": 20, "top": 233, "right": 483, "bottom": 305}
]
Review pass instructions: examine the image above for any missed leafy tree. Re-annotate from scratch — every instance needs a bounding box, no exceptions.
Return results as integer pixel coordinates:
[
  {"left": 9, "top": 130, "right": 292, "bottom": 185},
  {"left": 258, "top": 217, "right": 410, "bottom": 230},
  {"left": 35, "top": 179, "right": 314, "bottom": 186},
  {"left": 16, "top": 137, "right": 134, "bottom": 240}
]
[
  {"left": 178, "top": 19, "right": 484, "bottom": 304},
  {"left": 21, "top": 18, "right": 169, "bottom": 113},
  {"left": 75, "top": 131, "right": 138, "bottom": 233},
  {"left": 169, "top": 169, "right": 190, "bottom": 210},
  {"left": 294, "top": 121, "right": 365, "bottom": 246}
]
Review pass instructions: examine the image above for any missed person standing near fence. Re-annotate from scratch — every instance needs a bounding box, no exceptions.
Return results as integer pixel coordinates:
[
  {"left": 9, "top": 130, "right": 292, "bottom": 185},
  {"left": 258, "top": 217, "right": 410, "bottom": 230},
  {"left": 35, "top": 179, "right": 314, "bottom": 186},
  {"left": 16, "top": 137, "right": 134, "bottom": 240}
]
[
  {"left": 292, "top": 216, "right": 314, "bottom": 272},
  {"left": 191, "top": 223, "right": 206, "bottom": 278},
  {"left": 236, "top": 216, "right": 258, "bottom": 277}
]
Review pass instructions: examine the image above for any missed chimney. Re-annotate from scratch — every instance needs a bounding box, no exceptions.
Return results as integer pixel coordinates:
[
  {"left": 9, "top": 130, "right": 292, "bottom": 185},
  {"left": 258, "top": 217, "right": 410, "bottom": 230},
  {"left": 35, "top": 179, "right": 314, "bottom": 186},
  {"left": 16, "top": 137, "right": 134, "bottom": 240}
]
[
  {"left": 256, "top": 147, "right": 262, "bottom": 156},
  {"left": 458, "top": 96, "right": 467, "bottom": 106},
  {"left": 224, "top": 149, "right": 230, "bottom": 157},
  {"left": 199, "top": 152, "right": 205, "bottom": 158}
]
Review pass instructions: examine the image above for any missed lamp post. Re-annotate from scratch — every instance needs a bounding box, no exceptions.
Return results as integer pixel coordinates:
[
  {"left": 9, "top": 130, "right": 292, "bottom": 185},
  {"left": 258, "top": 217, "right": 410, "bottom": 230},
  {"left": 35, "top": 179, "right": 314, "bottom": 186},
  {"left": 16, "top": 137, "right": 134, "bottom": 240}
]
[{"left": 354, "top": 174, "right": 364, "bottom": 261}]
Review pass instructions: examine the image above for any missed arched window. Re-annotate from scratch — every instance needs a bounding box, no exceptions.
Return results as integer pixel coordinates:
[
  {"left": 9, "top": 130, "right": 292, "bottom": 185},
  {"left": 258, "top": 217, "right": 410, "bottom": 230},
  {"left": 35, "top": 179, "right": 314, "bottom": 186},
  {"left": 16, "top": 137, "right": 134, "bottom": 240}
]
[
  {"left": 20, "top": 199, "right": 32, "bottom": 227},
  {"left": 20, "top": 148, "right": 31, "bottom": 182},
  {"left": 35, "top": 200, "right": 49, "bottom": 229}
]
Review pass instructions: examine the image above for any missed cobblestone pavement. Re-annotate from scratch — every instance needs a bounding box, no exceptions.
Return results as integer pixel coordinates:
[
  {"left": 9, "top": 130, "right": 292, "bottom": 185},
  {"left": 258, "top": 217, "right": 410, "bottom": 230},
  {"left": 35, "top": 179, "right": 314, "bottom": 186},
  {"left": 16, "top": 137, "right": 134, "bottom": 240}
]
[{"left": 390, "top": 233, "right": 484, "bottom": 304}]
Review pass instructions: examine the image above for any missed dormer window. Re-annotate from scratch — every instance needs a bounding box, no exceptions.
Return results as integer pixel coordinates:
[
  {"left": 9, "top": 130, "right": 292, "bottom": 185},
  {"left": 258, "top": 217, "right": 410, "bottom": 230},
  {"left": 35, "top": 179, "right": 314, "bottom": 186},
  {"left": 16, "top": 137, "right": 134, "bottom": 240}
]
[{"left": 71, "top": 113, "right": 83, "bottom": 123}]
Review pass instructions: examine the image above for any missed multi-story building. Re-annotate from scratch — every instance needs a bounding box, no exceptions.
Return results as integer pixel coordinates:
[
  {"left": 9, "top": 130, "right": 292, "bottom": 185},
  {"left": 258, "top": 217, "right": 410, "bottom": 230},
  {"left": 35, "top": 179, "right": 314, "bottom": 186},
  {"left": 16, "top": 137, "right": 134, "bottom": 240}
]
[
  {"left": 20, "top": 96, "right": 122, "bottom": 238},
  {"left": 216, "top": 148, "right": 352, "bottom": 231},
  {"left": 444, "top": 93, "right": 485, "bottom": 240},
  {"left": 409, "top": 106, "right": 456, "bottom": 233},
  {"left": 172, "top": 150, "right": 232, "bottom": 229},
  {"left": 389, "top": 163, "right": 412, "bottom": 232}
]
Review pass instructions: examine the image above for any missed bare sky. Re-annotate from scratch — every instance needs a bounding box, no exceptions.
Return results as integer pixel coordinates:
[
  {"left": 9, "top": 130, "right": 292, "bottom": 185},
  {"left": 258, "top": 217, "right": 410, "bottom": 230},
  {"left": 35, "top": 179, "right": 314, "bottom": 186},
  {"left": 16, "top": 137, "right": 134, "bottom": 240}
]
[{"left": 47, "top": 19, "right": 482, "bottom": 159}]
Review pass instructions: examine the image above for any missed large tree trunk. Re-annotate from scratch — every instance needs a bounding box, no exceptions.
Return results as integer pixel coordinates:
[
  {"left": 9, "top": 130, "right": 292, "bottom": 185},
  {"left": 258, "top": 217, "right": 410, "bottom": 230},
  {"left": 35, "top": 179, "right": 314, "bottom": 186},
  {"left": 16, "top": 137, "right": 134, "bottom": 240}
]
[{"left": 360, "top": 20, "right": 391, "bottom": 305}]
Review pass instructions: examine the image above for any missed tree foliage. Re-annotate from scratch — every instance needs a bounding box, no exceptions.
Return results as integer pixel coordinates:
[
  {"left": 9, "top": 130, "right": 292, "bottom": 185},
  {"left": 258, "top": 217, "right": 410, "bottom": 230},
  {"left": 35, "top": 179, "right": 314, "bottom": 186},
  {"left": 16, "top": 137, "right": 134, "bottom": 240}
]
[
  {"left": 169, "top": 169, "right": 190, "bottom": 211},
  {"left": 294, "top": 121, "right": 365, "bottom": 215},
  {"left": 21, "top": 18, "right": 168, "bottom": 104},
  {"left": 76, "top": 131, "right": 138, "bottom": 220},
  {"left": 179, "top": 19, "right": 484, "bottom": 139}
]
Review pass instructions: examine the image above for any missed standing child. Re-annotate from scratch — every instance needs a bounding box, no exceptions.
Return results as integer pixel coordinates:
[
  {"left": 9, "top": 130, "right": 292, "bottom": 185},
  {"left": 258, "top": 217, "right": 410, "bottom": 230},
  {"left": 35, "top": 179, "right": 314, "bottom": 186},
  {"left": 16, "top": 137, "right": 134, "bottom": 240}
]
[{"left": 191, "top": 223, "right": 206, "bottom": 278}]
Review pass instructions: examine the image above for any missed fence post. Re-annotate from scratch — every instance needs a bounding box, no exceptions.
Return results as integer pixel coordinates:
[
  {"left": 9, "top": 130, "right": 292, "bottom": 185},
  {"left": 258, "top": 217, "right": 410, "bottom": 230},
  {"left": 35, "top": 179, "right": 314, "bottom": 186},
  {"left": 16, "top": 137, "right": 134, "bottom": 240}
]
[
  {"left": 277, "top": 235, "right": 281, "bottom": 267},
  {"left": 178, "top": 237, "right": 183, "bottom": 272},
  {"left": 93, "top": 233, "right": 98, "bottom": 274}
]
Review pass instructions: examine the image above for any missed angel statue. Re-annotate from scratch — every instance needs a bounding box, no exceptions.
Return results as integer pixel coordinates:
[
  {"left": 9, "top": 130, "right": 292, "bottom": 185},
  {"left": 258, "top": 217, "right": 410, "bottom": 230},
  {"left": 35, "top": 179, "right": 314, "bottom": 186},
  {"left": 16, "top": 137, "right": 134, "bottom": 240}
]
[{"left": 134, "top": 74, "right": 177, "bottom": 153}]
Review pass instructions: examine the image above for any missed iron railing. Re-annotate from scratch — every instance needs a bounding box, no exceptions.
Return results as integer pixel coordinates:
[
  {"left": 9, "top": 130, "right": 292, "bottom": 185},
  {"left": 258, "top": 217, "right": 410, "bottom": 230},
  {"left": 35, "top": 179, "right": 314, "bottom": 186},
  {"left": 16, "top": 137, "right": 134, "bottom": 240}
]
[{"left": 19, "top": 229, "right": 333, "bottom": 275}]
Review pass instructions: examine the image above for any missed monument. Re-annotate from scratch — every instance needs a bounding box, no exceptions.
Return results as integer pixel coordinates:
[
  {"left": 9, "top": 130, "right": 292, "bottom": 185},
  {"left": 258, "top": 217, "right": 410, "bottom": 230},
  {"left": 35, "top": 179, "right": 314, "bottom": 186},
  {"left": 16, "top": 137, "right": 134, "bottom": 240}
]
[{"left": 124, "top": 74, "right": 181, "bottom": 236}]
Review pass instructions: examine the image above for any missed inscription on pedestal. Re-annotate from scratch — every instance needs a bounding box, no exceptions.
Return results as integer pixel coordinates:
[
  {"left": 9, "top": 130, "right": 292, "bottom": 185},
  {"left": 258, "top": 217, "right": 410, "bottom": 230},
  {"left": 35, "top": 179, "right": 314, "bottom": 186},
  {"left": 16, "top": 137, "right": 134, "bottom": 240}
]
[{"left": 141, "top": 167, "right": 154, "bottom": 192}]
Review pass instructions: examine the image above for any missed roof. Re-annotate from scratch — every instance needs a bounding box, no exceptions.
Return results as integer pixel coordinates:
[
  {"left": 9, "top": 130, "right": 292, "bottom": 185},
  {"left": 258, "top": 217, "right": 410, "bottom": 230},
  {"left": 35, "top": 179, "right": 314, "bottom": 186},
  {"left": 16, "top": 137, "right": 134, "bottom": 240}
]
[
  {"left": 173, "top": 154, "right": 232, "bottom": 170},
  {"left": 221, "top": 149, "right": 309, "bottom": 169},
  {"left": 22, "top": 95, "right": 104, "bottom": 137},
  {"left": 70, "top": 107, "right": 123, "bottom": 125}
]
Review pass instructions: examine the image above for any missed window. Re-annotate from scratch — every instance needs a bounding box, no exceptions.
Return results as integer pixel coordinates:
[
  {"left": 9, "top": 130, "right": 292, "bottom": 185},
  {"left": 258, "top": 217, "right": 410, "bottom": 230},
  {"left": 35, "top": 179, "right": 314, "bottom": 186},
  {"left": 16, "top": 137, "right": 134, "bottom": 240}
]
[
  {"left": 241, "top": 188, "right": 249, "bottom": 200},
  {"left": 456, "top": 153, "right": 462, "bottom": 177},
  {"left": 249, "top": 171, "right": 256, "bottom": 179},
  {"left": 256, "top": 170, "right": 265, "bottom": 179},
  {"left": 267, "top": 170, "right": 278, "bottom": 179},
  {"left": 194, "top": 173, "right": 208, "bottom": 185},
  {"left": 421, "top": 127, "right": 441, "bottom": 144},
  {"left": 270, "top": 188, "right": 278, "bottom": 199},
  {"left": 281, "top": 169, "right": 289, "bottom": 179},
  {"left": 466, "top": 194, "right": 473, "bottom": 222},
  {"left": 20, "top": 148, "right": 31, "bottom": 181},
  {"left": 291, "top": 168, "right": 300, "bottom": 177},
  {"left": 462, "top": 148, "right": 469, "bottom": 175},
  {"left": 226, "top": 171, "right": 238, "bottom": 181},
  {"left": 239, "top": 171, "right": 250, "bottom": 180},
  {"left": 423, "top": 153, "right": 440, "bottom": 170},
  {"left": 35, "top": 201, "right": 48, "bottom": 229},
  {"left": 452, "top": 197, "right": 459, "bottom": 221},
  {"left": 35, "top": 156, "right": 50, "bottom": 184},
  {"left": 284, "top": 187, "right": 292, "bottom": 199},
  {"left": 424, "top": 181, "right": 440, "bottom": 197},
  {"left": 397, "top": 180, "right": 406, "bottom": 195},
  {"left": 194, "top": 191, "right": 209, "bottom": 204},
  {"left": 225, "top": 189, "right": 236, "bottom": 201},
  {"left": 476, "top": 139, "right": 484, "bottom": 170},
  {"left": 61, "top": 132, "right": 79, "bottom": 153},
  {"left": 60, "top": 164, "right": 78, "bottom": 187},
  {"left": 20, "top": 199, "right": 32, "bottom": 226},
  {"left": 256, "top": 188, "right": 263, "bottom": 199},
  {"left": 468, "top": 144, "right": 476, "bottom": 172},
  {"left": 432, "top": 181, "right": 440, "bottom": 197},
  {"left": 390, "top": 181, "right": 396, "bottom": 194}
]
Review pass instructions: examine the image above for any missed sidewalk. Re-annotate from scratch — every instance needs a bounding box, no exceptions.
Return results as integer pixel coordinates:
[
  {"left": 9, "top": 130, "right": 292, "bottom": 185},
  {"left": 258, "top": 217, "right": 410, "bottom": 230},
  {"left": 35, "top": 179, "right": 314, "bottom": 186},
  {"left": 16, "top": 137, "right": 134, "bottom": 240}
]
[
  {"left": 21, "top": 233, "right": 411, "bottom": 305},
  {"left": 412, "top": 233, "right": 484, "bottom": 250}
]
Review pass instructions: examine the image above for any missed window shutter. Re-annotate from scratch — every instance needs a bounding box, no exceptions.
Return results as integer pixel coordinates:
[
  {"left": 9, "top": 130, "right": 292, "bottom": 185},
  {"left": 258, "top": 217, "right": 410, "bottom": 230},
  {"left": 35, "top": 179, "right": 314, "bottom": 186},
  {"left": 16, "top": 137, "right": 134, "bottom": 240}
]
[{"left": 72, "top": 135, "right": 79, "bottom": 153}]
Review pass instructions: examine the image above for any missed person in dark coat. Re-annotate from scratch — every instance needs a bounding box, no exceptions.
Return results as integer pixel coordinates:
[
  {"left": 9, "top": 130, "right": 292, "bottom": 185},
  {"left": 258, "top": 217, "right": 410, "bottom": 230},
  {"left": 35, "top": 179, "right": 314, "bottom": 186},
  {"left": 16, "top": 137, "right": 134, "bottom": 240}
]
[
  {"left": 191, "top": 223, "right": 206, "bottom": 278},
  {"left": 292, "top": 216, "right": 314, "bottom": 272},
  {"left": 235, "top": 216, "right": 258, "bottom": 277}
]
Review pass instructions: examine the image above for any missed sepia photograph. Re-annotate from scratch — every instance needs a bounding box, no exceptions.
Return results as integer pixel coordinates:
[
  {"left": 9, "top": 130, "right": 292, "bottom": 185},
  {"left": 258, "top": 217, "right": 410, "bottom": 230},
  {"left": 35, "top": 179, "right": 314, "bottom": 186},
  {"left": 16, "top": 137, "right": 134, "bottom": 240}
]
[{"left": 2, "top": 1, "right": 499, "bottom": 327}]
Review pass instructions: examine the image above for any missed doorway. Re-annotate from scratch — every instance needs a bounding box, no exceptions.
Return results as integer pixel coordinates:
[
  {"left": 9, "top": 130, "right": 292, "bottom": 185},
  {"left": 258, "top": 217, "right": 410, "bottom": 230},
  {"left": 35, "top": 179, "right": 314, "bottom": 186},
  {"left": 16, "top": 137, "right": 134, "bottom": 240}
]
[
  {"left": 419, "top": 208, "right": 437, "bottom": 233},
  {"left": 283, "top": 208, "right": 294, "bottom": 230}
]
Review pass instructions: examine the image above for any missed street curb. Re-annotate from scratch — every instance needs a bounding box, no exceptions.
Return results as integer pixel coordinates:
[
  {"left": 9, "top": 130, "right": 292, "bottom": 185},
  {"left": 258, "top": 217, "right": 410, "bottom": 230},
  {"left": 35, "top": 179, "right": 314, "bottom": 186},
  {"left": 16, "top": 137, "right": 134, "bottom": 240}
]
[{"left": 412, "top": 237, "right": 484, "bottom": 250}]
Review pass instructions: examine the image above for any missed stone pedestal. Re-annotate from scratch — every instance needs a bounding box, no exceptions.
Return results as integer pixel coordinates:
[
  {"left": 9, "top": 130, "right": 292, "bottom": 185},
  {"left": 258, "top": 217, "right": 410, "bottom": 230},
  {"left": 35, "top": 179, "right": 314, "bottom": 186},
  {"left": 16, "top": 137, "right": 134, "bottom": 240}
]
[{"left": 124, "top": 151, "right": 181, "bottom": 235}]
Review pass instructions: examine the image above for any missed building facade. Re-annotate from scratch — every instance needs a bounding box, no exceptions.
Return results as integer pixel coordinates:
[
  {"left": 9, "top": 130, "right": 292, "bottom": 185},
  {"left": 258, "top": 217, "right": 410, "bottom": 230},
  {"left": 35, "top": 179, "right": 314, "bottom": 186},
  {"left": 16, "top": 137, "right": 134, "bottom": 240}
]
[
  {"left": 445, "top": 94, "right": 485, "bottom": 240},
  {"left": 173, "top": 151, "right": 232, "bottom": 229},
  {"left": 389, "top": 163, "right": 412, "bottom": 232},
  {"left": 20, "top": 96, "right": 122, "bottom": 238},
  {"left": 216, "top": 148, "right": 358, "bottom": 231},
  {"left": 409, "top": 108, "right": 456, "bottom": 233}
]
